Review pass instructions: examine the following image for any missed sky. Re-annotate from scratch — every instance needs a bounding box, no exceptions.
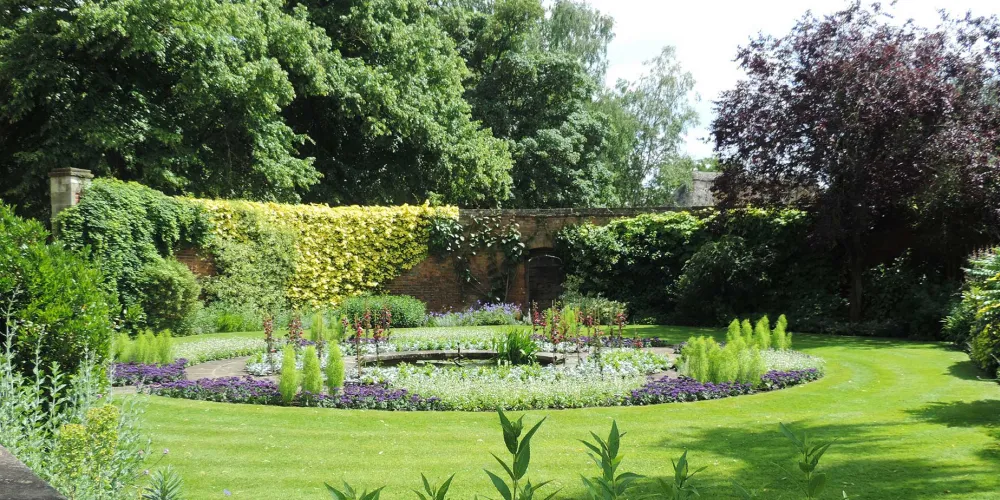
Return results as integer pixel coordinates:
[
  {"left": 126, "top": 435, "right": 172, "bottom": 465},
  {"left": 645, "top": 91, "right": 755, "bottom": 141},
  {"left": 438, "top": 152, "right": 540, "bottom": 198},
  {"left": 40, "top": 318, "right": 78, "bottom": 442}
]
[{"left": 586, "top": 0, "right": 1000, "bottom": 159}]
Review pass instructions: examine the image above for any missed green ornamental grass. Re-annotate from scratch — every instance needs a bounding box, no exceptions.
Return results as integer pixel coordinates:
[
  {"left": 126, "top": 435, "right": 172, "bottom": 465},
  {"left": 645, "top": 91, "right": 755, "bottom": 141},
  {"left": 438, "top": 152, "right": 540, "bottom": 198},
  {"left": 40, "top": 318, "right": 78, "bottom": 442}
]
[
  {"left": 740, "top": 319, "right": 753, "bottom": 343},
  {"left": 726, "top": 319, "right": 741, "bottom": 343}
]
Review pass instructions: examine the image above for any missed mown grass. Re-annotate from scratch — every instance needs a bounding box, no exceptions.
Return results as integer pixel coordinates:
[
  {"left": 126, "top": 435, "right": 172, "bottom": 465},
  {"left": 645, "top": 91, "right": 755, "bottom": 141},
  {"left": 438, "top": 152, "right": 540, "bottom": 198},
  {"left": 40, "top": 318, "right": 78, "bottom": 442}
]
[{"left": 140, "top": 326, "right": 1000, "bottom": 499}]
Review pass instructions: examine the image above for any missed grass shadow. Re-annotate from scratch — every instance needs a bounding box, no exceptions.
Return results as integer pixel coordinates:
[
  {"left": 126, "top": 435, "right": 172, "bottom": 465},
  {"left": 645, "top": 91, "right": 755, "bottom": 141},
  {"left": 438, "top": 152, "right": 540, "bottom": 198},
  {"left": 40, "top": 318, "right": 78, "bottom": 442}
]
[
  {"left": 620, "top": 420, "right": 999, "bottom": 499},
  {"left": 947, "top": 360, "right": 997, "bottom": 382}
]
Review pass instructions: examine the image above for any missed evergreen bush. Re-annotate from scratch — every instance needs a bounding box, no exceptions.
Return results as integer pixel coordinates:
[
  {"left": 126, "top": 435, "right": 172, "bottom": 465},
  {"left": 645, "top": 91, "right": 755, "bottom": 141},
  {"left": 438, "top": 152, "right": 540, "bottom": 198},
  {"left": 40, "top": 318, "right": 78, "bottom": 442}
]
[
  {"left": 326, "top": 342, "right": 345, "bottom": 392},
  {"left": 278, "top": 346, "right": 298, "bottom": 404},
  {"left": 301, "top": 346, "right": 322, "bottom": 396}
]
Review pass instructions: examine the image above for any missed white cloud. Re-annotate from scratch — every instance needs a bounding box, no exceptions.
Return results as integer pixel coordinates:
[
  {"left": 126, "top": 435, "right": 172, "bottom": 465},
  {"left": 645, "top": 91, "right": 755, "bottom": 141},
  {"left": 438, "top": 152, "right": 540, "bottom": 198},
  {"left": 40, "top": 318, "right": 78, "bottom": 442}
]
[{"left": 588, "top": 0, "right": 1000, "bottom": 159}]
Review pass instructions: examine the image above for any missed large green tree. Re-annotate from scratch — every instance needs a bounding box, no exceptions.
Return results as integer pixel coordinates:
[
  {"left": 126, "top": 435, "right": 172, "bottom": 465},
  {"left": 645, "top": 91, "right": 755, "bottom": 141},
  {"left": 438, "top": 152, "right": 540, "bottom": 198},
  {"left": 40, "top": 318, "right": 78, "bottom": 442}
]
[
  {"left": 291, "top": 0, "right": 513, "bottom": 207},
  {"left": 0, "top": 0, "right": 513, "bottom": 216},
  {"left": 435, "top": 0, "right": 625, "bottom": 207},
  {"left": 0, "top": 0, "right": 331, "bottom": 216}
]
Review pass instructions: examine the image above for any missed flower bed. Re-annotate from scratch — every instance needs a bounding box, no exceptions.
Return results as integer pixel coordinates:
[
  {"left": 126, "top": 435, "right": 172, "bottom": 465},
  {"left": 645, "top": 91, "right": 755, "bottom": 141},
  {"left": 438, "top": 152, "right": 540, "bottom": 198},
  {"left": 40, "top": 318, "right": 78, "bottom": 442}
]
[
  {"left": 145, "top": 378, "right": 447, "bottom": 411},
  {"left": 628, "top": 369, "right": 822, "bottom": 405},
  {"left": 111, "top": 359, "right": 187, "bottom": 386},
  {"left": 174, "top": 337, "right": 266, "bottom": 365}
]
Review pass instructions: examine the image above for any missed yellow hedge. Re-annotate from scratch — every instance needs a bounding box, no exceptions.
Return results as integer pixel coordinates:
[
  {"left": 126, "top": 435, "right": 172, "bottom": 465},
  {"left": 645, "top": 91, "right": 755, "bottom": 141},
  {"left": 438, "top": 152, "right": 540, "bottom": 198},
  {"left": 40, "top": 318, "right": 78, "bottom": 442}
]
[{"left": 194, "top": 199, "right": 457, "bottom": 307}]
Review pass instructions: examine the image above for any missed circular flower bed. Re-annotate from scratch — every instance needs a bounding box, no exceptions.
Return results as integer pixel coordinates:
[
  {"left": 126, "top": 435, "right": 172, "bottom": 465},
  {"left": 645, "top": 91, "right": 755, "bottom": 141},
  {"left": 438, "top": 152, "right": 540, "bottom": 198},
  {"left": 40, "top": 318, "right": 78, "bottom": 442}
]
[{"left": 143, "top": 328, "right": 826, "bottom": 411}]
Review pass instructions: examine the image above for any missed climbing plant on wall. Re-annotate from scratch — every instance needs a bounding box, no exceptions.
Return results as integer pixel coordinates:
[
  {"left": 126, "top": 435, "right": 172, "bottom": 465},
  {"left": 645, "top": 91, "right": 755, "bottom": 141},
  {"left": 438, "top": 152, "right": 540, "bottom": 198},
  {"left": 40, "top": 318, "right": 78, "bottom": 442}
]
[{"left": 197, "top": 200, "right": 458, "bottom": 308}]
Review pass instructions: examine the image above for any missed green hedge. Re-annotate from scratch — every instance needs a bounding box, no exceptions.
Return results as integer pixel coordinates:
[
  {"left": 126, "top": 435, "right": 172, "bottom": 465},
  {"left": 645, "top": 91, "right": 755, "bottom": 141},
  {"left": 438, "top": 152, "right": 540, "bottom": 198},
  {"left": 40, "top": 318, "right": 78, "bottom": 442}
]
[
  {"left": 55, "top": 179, "right": 209, "bottom": 329},
  {"left": 944, "top": 249, "right": 1000, "bottom": 378},
  {"left": 0, "top": 204, "right": 117, "bottom": 374},
  {"left": 339, "top": 295, "right": 427, "bottom": 328},
  {"left": 555, "top": 208, "right": 957, "bottom": 336}
]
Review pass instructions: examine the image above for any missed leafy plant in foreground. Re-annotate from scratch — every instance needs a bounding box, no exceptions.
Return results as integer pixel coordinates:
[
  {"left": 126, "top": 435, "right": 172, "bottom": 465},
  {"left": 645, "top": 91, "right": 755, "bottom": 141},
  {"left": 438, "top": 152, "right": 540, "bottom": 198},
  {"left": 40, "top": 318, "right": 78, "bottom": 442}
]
[
  {"left": 580, "top": 420, "right": 641, "bottom": 500},
  {"left": 780, "top": 423, "right": 832, "bottom": 499},
  {"left": 493, "top": 328, "right": 540, "bottom": 366},
  {"left": 656, "top": 450, "right": 705, "bottom": 500},
  {"left": 484, "top": 408, "right": 556, "bottom": 500},
  {"left": 413, "top": 473, "right": 455, "bottom": 500},
  {"left": 142, "top": 466, "right": 184, "bottom": 500},
  {"left": 325, "top": 481, "right": 385, "bottom": 500}
]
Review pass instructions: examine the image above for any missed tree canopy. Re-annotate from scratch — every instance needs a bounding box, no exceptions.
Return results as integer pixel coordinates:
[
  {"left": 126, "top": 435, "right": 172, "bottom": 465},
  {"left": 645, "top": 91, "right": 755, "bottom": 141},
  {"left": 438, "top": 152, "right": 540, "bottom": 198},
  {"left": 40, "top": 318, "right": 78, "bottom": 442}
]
[
  {"left": 0, "top": 0, "right": 702, "bottom": 214},
  {"left": 710, "top": 3, "right": 1000, "bottom": 319}
]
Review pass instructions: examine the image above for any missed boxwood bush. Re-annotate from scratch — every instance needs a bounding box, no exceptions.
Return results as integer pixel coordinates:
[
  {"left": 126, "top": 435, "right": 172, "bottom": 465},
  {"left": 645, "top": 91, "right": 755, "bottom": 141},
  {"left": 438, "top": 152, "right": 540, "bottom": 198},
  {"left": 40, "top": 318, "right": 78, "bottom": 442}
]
[
  {"left": 0, "top": 204, "right": 117, "bottom": 374},
  {"left": 340, "top": 295, "right": 426, "bottom": 328},
  {"left": 136, "top": 257, "right": 202, "bottom": 335},
  {"left": 944, "top": 248, "right": 1000, "bottom": 378}
]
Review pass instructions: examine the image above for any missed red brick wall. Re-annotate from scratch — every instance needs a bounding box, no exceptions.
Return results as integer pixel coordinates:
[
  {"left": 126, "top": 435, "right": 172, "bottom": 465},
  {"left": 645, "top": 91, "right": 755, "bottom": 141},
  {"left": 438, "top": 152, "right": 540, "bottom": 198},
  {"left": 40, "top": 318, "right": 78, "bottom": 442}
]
[
  {"left": 175, "top": 207, "right": 695, "bottom": 312},
  {"left": 387, "top": 208, "right": 690, "bottom": 312}
]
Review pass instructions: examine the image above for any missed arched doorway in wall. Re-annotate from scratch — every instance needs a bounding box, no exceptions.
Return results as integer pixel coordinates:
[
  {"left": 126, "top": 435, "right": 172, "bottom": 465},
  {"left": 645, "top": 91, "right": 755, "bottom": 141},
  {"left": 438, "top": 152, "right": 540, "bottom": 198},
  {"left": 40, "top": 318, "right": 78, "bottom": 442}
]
[{"left": 526, "top": 249, "right": 564, "bottom": 309}]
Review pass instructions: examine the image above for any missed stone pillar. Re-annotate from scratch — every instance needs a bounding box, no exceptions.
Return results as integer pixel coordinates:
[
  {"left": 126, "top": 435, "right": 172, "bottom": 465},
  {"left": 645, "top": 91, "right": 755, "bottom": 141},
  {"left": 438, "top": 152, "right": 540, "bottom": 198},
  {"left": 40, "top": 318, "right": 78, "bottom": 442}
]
[
  {"left": 687, "top": 171, "right": 720, "bottom": 207},
  {"left": 48, "top": 168, "right": 93, "bottom": 221}
]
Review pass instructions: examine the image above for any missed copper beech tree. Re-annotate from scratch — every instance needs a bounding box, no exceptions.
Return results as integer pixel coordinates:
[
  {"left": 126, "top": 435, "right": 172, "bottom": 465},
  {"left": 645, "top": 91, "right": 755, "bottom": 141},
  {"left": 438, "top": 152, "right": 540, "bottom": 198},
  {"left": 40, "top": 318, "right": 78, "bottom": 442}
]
[{"left": 711, "top": 3, "right": 1000, "bottom": 321}]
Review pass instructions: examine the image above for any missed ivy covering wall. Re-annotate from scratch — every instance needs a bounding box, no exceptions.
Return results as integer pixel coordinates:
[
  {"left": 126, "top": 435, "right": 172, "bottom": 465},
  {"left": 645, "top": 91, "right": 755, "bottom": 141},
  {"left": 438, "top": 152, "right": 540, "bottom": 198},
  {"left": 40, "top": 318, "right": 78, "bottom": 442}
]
[
  {"left": 56, "top": 179, "right": 457, "bottom": 330},
  {"left": 195, "top": 200, "right": 456, "bottom": 307}
]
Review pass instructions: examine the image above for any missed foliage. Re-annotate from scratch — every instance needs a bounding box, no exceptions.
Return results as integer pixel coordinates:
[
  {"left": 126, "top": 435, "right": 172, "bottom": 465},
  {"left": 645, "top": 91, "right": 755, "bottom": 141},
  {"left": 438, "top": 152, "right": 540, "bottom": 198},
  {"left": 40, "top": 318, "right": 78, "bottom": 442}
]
[
  {"left": 656, "top": 450, "right": 705, "bottom": 500},
  {"left": 136, "top": 258, "right": 202, "bottom": 335},
  {"left": 325, "top": 481, "right": 385, "bottom": 500},
  {"left": 779, "top": 423, "right": 833, "bottom": 499},
  {"left": 681, "top": 336, "right": 769, "bottom": 385},
  {"left": 117, "top": 331, "right": 175, "bottom": 365},
  {"left": 141, "top": 467, "right": 185, "bottom": 500},
  {"left": 426, "top": 302, "right": 523, "bottom": 327},
  {"left": 0, "top": 0, "right": 517, "bottom": 214},
  {"left": 295, "top": 0, "right": 513, "bottom": 208},
  {"left": 485, "top": 408, "right": 555, "bottom": 500},
  {"left": 607, "top": 46, "right": 698, "bottom": 207},
  {"left": 200, "top": 200, "right": 454, "bottom": 308},
  {"left": 340, "top": 295, "right": 426, "bottom": 328},
  {"left": 310, "top": 313, "right": 326, "bottom": 343},
  {"left": 556, "top": 211, "right": 710, "bottom": 317},
  {"left": 278, "top": 346, "right": 299, "bottom": 404},
  {"left": 711, "top": 2, "right": 1000, "bottom": 322},
  {"left": 112, "top": 359, "right": 187, "bottom": 387},
  {"left": 301, "top": 345, "right": 323, "bottom": 396},
  {"left": 326, "top": 342, "right": 345, "bottom": 392},
  {"left": 753, "top": 316, "right": 771, "bottom": 350},
  {"left": 1, "top": 340, "right": 148, "bottom": 498},
  {"left": 55, "top": 179, "right": 208, "bottom": 321},
  {"left": 493, "top": 328, "right": 540, "bottom": 366},
  {"left": 943, "top": 249, "right": 1000, "bottom": 377},
  {"left": 413, "top": 474, "right": 455, "bottom": 500},
  {"left": 580, "top": 420, "right": 641, "bottom": 500},
  {"left": 200, "top": 203, "right": 296, "bottom": 315},
  {"left": 0, "top": 203, "right": 117, "bottom": 374}
]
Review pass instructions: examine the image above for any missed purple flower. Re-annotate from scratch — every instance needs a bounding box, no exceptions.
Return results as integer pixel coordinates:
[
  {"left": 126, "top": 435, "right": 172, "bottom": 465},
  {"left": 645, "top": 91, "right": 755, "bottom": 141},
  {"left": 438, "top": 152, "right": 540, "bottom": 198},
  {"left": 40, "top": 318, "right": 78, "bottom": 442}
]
[{"left": 111, "top": 359, "right": 188, "bottom": 386}]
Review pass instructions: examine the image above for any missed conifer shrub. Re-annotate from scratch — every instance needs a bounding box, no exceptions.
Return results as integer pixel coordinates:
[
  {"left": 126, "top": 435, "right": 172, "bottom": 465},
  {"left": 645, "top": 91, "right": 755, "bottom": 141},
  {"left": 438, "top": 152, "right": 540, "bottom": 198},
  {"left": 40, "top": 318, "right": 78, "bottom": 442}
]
[
  {"left": 726, "top": 319, "right": 741, "bottom": 343},
  {"left": 301, "top": 346, "right": 322, "bottom": 396},
  {"left": 754, "top": 316, "right": 772, "bottom": 349},
  {"left": 326, "top": 342, "right": 345, "bottom": 392},
  {"left": 278, "top": 346, "right": 298, "bottom": 404},
  {"left": 741, "top": 319, "right": 753, "bottom": 343}
]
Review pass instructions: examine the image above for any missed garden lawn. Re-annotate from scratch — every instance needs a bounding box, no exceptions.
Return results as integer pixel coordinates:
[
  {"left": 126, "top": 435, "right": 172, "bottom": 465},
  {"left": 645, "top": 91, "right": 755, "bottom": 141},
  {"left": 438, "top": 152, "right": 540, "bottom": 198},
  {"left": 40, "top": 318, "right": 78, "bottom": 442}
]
[{"left": 140, "top": 326, "right": 1000, "bottom": 499}]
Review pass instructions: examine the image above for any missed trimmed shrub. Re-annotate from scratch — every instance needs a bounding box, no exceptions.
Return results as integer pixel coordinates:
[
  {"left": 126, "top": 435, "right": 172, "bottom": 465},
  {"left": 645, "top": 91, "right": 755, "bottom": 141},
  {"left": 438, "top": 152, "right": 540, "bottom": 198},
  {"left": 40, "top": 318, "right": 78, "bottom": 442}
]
[
  {"left": 340, "top": 295, "right": 426, "bottom": 328},
  {"left": 301, "top": 346, "right": 322, "bottom": 395},
  {"left": 278, "top": 346, "right": 298, "bottom": 404},
  {"left": 135, "top": 257, "right": 201, "bottom": 335},
  {"left": 55, "top": 179, "right": 209, "bottom": 323},
  {"left": 326, "top": 342, "right": 345, "bottom": 391},
  {"left": 0, "top": 204, "right": 117, "bottom": 374},
  {"left": 944, "top": 249, "right": 1000, "bottom": 377},
  {"left": 197, "top": 200, "right": 456, "bottom": 308}
]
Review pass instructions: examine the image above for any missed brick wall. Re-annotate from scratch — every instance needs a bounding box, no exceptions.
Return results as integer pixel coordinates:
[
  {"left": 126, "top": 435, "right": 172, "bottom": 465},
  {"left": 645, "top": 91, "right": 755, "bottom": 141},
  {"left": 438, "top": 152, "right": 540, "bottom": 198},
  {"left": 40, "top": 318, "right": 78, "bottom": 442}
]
[
  {"left": 173, "top": 207, "right": 704, "bottom": 312},
  {"left": 387, "top": 207, "right": 696, "bottom": 312}
]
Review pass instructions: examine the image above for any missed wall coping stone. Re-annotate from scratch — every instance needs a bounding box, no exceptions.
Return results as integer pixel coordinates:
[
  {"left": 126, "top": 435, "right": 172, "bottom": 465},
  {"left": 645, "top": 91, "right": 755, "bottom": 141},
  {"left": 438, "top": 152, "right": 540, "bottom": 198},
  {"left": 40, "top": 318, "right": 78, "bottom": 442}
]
[{"left": 0, "top": 446, "right": 64, "bottom": 500}]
